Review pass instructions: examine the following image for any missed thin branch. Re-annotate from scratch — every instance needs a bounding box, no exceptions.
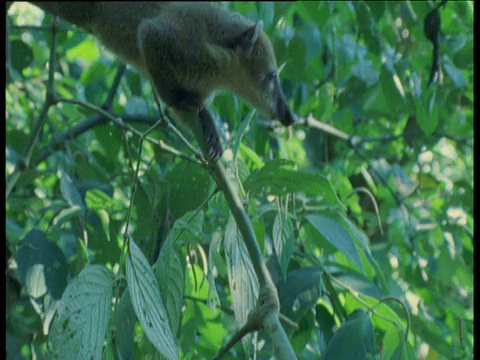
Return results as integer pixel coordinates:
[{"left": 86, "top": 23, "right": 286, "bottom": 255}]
[
  {"left": 305, "top": 114, "right": 472, "bottom": 147},
  {"left": 213, "top": 318, "right": 259, "bottom": 360},
  {"left": 305, "top": 114, "right": 350, "bottom": 142},
  {"left": 194, "top": 122, "right": 296, "bottom": 358},
  {"left": 347, "top": 187, "right": 384, "bottom": 235},
  {"left": 6, "top": 15, "right": 60, "bottom": 199},
  {"left": 33, "top": 112, "right": 193, "bottom": 165},
  {"left": 103, "top": 64, "right": 126, "bottom": 110},
  {"left": 54, "top": 98, "right": 199, "bottom": 163},
  {"left": 123, "top": 119, "right": 164, "bottom": 245},
  {"left": 183, "top": 295, "right": 235, "bottom": 316},
  {"left": 10, "top": 24, "right": 78, "bottom": 32}
]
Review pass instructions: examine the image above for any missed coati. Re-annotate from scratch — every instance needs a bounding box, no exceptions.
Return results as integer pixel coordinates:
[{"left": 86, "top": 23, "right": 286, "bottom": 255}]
[{"left": 30, "top": 2, "right": 296, "bottom": 160}]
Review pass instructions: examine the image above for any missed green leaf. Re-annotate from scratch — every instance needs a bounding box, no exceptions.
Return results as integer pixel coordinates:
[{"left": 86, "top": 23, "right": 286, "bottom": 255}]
[
  {"left": 410, "top": 315, "right": 456, "bottom": 358},
  {"left": 113, "top": 290, "right": 136, "bottom": 360},
  {"left": 60, "top": 170, "right": 85, "bottom": 216},
  {"left": 85, "top": 189, "right": 122, "bottom": 211},
  {"left": 224, "top": 215, "right": 259, "bottom": 351},
  {"left": 287, "top": 36, "right": 307, "bottom": 81},
  {"left": 125, "top": 96, "right": 149, "bottom": 116},
  {"left": 10, "top": 39, "right": 34, "bottom": 72},
  {"left": 127, "top": 239, "right": 178, "bottom": 360},
  {"left": 166, "top": 162, "right": 212, "bottom": 218},
  {"left": 443, "top": 60, "right": 468, "bottom": 88},
  {"left": 415, "top": 89, "right": 439, "bottom": 136},
  {"left": 167, "top": 210, "right": 204, "bottom": 245},
  {"left": 16, "top": 230, "right": 68, "bottom": 299},
  {"left": 232, "top": 111, "right": 255, "bottom": 158},
  {"left": 380, "top": 66, "right": 406, "bottom": 113},
  {"left": 96, "top": 209, "right": 110, "bottom": 242},
  {"left": 258, "top": 2, "right": 275, "bottom": 28},
  {"left": 382, "top": 323, "right": 414, "bottom": 360},
  {"left": 306, "top": 214, "right": 363, "bottom": 272},
  {"left": 273, "top": 213, "right": 295, "bottom": 276},
  {"left": 207, "top": 233, "right": 223, "bottom": 309},
  {"left": 245, "top": 160, "right": 342, "bottom": 208},
  {"left": 65, "top": 37, "right": 100, "bottom": 62},
  {"left": 351, "top": 63, "right": 379, "bottom": 86},
  {"left": 51, "top": 205, "right": 83, "bottom": 235},
  {"left": 48, "top": 265, "right": 112, "bottom": 360},
  {"left": 353, "top": 2, "right": 382, "bottom": 54},
  {"left": 291, "top": 311, "right": 315, "bottom": 354},
  {"left": 323, "top": 309, "right": 377, "bottom": 360},
  {"left": 315, "top": 304, "right": 336, "bottom": 344},
  {"left": 278, "top": 267, "right": 322, "bottom": 320},
  {"left": 296, "top": 2, "right": 328, "bottom": 24},
  {"left": 239, "top": 142, "right": 265, "bottom": 169},
  {"left": 333, "top": 272, "right": 384, "bottom": 299},
  {"left": 153, "top": 212, "right": 188, "bottom": 334}
]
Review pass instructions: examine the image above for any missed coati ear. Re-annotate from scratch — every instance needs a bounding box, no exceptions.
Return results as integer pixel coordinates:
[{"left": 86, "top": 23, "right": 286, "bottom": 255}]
[
  {"left": 245, "top": 21, "right": 263, "bottom": 44},
  {"left": 236, "top": 21, "right": 263, "bottom": 53}
]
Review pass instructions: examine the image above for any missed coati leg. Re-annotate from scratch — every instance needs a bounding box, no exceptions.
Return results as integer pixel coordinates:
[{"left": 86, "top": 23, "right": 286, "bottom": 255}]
[
  {"left": 198, "top": 108, "right": 222, "bottom": 160},
  {"left": 137, "top": 18, "right": 223, "bottom": 161}
]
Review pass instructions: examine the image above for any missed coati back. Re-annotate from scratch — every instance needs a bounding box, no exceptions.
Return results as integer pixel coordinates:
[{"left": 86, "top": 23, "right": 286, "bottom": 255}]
[{"left": 31, "top": 2, "right": 296, "bottom": 160}]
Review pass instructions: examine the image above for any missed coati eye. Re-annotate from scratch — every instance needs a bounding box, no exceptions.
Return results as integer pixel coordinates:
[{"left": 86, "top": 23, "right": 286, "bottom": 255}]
[{"left": 262, "top": 71, "right": 277, "bottom": 86}]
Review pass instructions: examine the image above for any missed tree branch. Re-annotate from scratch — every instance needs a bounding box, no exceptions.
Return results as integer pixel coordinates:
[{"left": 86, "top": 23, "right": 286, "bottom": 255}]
[
  {"left": 6, "top": 15, "right": 60, "bottom": 199},
  {"left": 194, "top": 124, "right": 297, "bottom": 359}
]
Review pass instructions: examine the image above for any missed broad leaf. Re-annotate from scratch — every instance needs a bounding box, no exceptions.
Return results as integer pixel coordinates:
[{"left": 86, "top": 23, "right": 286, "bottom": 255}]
[
  {"left": 224, "top": 215, "right": 259, "bottom": 352},
  {"left": 60, "top": 170, "right": 85, "bottom": 216},
  {"left": 245, "top": 160, "right": 342, "bottom": 208},
  {"left": 273, "top": 213, "right": 295, "bottom": 276},
  {"left": 16, "top": 230, "right": 68, "bottom": 299},
  {"left": 48, "top": 265, "right": 112, "bottom": 360},
  {"left": 278, "top": 267, "right": 322, "bottom": 320},
  {"left": 113, "top": 290, "right": 136, "bottom": 360},
  {"left": 306, "top": 214, "right": 363, "bottom": 272},
  {"left": 127, "top": 239, "right": 178, "bottom": 360},
  {"left": 323, "top": 309, "right": 376, "bottom": 360},
  {"left": 85, "top": 189, "right": 122, "bottom": 211},
  {"left": 153, "top": 212, "right": 188, "bottom": 334}
]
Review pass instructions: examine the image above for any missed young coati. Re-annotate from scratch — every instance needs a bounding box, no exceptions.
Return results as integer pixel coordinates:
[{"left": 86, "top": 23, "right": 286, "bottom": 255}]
[{"left": 30, "top": 2, "right": 296, "bottom": 160}]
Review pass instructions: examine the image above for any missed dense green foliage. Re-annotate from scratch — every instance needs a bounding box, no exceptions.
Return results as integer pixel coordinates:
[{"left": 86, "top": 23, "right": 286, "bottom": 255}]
[{"left": 6, "top": 2, "right": 473, "bottom": 359}]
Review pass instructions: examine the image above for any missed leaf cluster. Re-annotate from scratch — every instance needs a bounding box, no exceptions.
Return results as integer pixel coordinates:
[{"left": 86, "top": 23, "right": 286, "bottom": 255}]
[{"left": 6, "top": 2, "right": 473, "bottom": 359}]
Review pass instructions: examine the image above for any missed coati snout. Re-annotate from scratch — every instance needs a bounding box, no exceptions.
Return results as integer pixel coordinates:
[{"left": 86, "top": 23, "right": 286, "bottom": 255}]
[
  {"left": 31, "top": 2, "right": 296, "bottom": 160},
  {"left": 277, "top": 91, "right": 297, "bottom": 126},
  {"left": 271, "top": 74, "right": 297, "bottom": 126}
]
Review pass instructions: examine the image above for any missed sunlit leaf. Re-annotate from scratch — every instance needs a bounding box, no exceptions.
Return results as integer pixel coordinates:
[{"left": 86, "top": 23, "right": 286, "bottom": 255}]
[
  {"left": 16, "top": 230, "right": 68, "bottom": 299},
  {"left": 323, "top": 309, "right": 376, "bottom": 360},
  {"left": 127, "top": 239, "right": 178, "bottom": 360},
  {"left": 48, "top": 265, "right": 112, "bottom": 360},
  {"left": 306, "top": 214, "right": 363, "bottom": 272},
  {"left": 224, "top": 215, "right": 259, "bottom": 352}
]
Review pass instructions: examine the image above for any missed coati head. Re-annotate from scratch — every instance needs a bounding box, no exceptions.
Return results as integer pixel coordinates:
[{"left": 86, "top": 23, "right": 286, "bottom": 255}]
[{"left": 227, "top": 21, "right": 297, "bottom": 127}]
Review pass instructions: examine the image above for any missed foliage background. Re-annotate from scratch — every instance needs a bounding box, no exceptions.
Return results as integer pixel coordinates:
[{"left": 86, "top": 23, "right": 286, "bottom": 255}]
[{"left": 6, "top": 2, "right": 473, "bottom": 359}]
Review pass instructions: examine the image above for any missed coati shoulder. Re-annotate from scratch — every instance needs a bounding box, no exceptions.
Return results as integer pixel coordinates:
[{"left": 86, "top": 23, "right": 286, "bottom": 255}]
[{"left": 30, "top": 2, "right": 296, "bottom": 159}]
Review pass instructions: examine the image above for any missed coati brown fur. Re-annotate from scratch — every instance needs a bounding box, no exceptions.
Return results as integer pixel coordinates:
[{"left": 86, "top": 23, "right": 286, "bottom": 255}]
[{"left": 30, "top": 2, "right": 296, "bottom": 160}]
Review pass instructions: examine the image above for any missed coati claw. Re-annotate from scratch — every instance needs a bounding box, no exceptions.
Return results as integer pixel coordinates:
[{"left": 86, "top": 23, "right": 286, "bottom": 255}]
[
  {"left": 204, "top": 127, "right": 223, "bottom": 161},
  {"left": 207, "top": 142, "right": 223, "bottom": 161}
]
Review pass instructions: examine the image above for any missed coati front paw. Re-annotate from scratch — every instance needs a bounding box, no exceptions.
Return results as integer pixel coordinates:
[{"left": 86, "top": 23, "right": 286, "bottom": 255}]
[
  {"left": 204, "top": 128, "right": 223, "bottom": 161},
  {"left": 199, "top": 108, "right": 223, "bottom": 161}
]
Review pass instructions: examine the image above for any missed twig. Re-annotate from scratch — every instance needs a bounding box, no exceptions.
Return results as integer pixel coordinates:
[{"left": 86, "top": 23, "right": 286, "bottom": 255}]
[
  {"left": 190, "top": 118, "right": 296, "bottom": 358},
  {"left": 6, "top": 15, "right": 60, "bottom": 199},
  {"left": 103, "top": 64, "right": 126, "bottom": 110}
]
